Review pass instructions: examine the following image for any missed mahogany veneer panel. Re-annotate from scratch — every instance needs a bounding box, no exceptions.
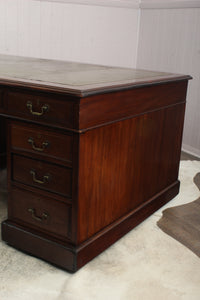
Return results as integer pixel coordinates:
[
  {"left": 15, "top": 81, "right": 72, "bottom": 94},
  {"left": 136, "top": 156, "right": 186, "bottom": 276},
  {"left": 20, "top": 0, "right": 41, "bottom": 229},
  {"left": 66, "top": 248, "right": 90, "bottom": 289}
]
[
  {"left": 0, "top": 54, "right": 191, "bottom": 272},
  {"left": 79, "top": 81, "right": 188, "bottom": 129},
  {"left": 77, "top": 104, "right": 185, "bottom": 242}
]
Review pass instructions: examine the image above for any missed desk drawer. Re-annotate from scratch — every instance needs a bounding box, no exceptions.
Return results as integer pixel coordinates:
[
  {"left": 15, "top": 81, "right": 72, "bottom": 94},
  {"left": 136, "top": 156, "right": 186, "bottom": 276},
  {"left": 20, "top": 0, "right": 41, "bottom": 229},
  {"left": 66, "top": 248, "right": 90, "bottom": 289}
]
[
  {"left": 9, "top": 187, "right": 71, "bottom": 240},
  {"left": 12, "top": 154, "right": 72, "bottom": 198},
  {"left": 6, "top": 90, "right": 74, "bottom": 128},
  {"left": 10, "top": 123, "right": 73, "bottom": 163}
]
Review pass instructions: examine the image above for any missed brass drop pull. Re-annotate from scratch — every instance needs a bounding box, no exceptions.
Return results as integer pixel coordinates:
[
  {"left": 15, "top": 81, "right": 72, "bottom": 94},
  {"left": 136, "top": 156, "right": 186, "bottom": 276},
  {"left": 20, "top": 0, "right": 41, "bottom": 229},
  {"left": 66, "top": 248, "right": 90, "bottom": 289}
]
[
  {"left": 30, "top": 169, "right": 51, "bottom": 184},
  {"left": 26, "top": 101, "right": 49, "bottom": 116},
  {"left": 28, "top": 208, "right": 48, "bottom": 222},
  {"left": 28, "top": 137, "right": 49, "bottom": 152}
]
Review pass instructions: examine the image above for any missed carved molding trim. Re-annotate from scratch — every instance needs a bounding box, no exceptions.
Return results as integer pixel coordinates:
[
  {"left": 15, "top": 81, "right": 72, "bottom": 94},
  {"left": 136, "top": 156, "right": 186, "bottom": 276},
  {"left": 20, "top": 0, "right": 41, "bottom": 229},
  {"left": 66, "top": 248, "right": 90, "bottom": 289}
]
[
  {"left": 34, "top": 0, "right": 200, "bottom": 9},
  {"left": 34, "top": 0, "right": 140, "bottom": 9}
]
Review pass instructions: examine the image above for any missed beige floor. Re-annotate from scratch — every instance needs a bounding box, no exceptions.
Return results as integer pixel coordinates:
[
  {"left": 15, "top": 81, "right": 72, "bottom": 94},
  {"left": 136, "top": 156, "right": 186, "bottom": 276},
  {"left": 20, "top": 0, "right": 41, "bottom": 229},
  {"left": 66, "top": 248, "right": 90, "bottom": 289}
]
[{"left": 0, "top": 160, "right": 200, "bottom": 300}]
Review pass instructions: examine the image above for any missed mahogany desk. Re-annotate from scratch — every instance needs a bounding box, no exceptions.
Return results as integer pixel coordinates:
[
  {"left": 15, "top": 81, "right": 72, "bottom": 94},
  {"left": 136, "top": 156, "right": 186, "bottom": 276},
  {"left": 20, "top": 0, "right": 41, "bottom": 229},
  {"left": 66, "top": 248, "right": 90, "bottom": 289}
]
[{"left": 0, "top": 55, "right": 191, "bottom": 272}]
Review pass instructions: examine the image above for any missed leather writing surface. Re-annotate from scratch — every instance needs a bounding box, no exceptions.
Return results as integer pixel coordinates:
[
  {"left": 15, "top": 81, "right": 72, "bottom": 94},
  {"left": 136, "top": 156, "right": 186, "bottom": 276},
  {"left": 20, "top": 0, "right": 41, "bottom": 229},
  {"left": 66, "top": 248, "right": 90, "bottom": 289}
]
[{"left": 0, "top": 54, "right": 191, "bottom": 96}]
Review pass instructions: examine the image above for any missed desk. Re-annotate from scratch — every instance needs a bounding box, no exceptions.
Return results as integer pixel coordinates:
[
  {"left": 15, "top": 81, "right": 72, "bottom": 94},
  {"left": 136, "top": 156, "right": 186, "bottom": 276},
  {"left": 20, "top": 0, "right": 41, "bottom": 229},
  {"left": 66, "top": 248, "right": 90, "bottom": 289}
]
[{"left": 0, "top": 55, "right": 191, "bottom": 272}]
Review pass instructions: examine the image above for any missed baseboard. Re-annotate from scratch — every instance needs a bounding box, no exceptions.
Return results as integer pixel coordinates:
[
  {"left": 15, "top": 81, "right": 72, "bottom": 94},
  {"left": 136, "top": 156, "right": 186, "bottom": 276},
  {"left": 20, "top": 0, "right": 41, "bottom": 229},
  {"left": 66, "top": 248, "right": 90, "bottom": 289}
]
[{"left": 182, "top": 144, "right": 200, "bottom": 159}]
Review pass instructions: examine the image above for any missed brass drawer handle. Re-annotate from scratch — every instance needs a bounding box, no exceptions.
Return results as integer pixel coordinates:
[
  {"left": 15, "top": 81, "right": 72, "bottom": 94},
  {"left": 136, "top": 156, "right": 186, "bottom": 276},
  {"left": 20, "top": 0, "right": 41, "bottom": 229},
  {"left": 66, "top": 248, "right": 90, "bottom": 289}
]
[
  {"left": 28, "top": 137, "right": 49, "bottom": 152},
  {"left": 30, "top": 169, "right": 51, "bottom": 184},
  {"left": 26, "top": 101, "right": 49, "bottom": 116},
  {"left": 28, "top": 208, "right": 48, "bottom": 222}
]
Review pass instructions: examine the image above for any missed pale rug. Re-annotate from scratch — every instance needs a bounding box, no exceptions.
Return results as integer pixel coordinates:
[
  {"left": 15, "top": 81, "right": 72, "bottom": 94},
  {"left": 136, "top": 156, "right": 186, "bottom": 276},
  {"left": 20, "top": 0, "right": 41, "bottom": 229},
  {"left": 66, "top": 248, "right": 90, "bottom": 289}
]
[{"left": 0, "top": 161, "right": 200, "bottom": 300}]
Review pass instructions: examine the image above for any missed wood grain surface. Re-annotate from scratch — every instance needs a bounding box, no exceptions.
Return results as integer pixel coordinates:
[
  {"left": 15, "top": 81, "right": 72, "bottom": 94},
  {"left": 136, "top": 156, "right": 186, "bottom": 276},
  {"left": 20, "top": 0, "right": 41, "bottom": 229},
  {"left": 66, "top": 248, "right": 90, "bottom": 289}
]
[{"left": 77, "top": 103, "right": 185, "bottom": 243}]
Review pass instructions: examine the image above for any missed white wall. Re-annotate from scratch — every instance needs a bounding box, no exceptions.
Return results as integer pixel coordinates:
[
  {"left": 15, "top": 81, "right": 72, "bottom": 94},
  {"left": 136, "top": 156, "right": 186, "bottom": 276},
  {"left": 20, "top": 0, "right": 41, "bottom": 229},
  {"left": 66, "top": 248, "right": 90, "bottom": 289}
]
[
  {"left": 137, "top": 7, "right": 200, "bottom": 157},
  {"left": 0, "top": 0, "right": 139, "bottom": 68},
  {"left": 0, "top": 0, "right": 199, "bottom": 156}
]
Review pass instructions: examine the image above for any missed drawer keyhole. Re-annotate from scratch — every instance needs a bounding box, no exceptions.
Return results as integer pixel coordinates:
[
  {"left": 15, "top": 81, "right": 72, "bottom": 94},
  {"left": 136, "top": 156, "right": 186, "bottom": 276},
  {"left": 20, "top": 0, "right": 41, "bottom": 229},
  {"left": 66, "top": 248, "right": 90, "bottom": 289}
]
[
  {"left": 28, "top": 208, "right": 49, "bottom": 222},
  {"left": 30, "top": 169, "right": 51, "bottom": 184}
]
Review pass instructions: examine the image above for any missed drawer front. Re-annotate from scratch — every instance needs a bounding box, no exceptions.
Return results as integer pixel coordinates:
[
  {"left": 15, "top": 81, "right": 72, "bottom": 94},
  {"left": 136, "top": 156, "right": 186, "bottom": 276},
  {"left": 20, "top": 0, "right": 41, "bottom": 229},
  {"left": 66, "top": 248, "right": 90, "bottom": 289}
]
[
  {"left": 13, "top": 154, "right": 72, "bottom": 198},
  {"left": 6, "top": 90, "right": 74, "bottom": 128},
  {"left": 10, "top": 123, "right": 73, "bottom": 163},
  {"left": 9, "top": 187, "right": 71, "bottom": 239}
]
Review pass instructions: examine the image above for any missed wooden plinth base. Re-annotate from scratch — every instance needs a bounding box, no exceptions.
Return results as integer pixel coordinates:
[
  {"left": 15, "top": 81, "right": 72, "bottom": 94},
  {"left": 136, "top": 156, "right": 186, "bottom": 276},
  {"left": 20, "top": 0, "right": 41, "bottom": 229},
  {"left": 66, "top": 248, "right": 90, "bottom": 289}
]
[{"left": 1, "top": 181, "right": 180, "bottom": 272}]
